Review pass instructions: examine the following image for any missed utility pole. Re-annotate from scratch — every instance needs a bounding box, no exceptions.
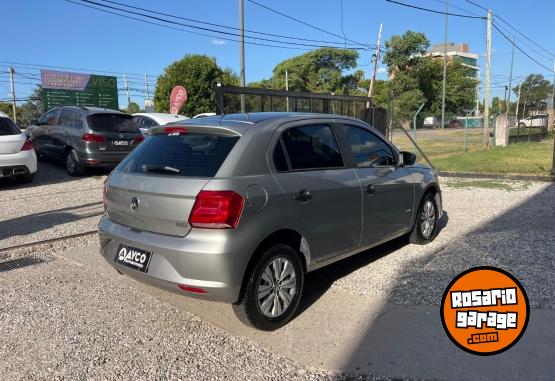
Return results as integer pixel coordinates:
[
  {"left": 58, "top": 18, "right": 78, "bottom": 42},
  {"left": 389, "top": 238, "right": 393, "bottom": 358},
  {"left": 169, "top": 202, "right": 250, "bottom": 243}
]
[
  {"left": 507, "top": 37, "right": 515, "bottom": 126},
  {"left": 441, "top": 0, "right": 449, "bottom": 129},
  {"left": 367, "top": 22, "right": 383, "bottom": 108},
  {"left": 9, "top": 66, "right": 17, "bottom": 123},
  {"left": 285, "top": 70, "right": 289, "bottom": 112},
  {"left": 483, "top": 9, "right": 493, "bottom": 147},
  {"left": 515, "top": 81, "right": 522, "bottom": 120},
  {"left": 239, "top": 0, "right": 246, "bottom": 113},
  {"left": 145, "top": 74, "right": 150, "bottom": 100},
  {"left": 123, "top": 74, "right": 131, "bottom": 108}
]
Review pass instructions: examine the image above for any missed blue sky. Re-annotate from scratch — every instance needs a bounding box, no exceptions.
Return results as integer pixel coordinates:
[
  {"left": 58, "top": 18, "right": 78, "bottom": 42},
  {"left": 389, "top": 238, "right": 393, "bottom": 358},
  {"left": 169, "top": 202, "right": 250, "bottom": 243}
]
[{"left": 1, "top": 0, "right": 555, "bottom": 108}]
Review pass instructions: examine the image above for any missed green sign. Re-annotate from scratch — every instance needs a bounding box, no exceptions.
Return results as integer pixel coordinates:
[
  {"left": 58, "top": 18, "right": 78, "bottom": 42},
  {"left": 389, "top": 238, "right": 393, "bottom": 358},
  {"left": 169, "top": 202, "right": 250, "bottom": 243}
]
[{"left": 41, "top": 70, "right": 119, "bottom": 111}]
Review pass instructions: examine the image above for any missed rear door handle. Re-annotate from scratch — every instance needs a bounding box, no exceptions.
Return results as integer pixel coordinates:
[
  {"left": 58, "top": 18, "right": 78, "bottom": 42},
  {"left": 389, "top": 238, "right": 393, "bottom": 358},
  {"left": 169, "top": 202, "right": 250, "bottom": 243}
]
[
  {"left": 294, "top": 189, "right": 312, "bottom": 202},
  {"left": 364, "top": 184, "right": 376, "bottom": 195}
]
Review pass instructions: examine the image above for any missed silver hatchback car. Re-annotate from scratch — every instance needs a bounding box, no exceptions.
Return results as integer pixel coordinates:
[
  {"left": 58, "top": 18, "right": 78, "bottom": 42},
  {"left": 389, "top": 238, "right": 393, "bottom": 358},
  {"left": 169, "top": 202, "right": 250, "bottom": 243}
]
[{"left": 99, "top": 113, "right": 442, "bottom": 330}]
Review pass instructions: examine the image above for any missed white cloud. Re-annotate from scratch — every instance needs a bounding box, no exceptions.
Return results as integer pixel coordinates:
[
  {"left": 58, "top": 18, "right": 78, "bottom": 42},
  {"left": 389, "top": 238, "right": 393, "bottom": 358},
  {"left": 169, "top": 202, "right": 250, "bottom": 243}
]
[
  {"left": 211, "top": 39, "right": 226, "bottom": 46},
  {"left": 377, "top": 67, "right": 387, "bottom": 74}
]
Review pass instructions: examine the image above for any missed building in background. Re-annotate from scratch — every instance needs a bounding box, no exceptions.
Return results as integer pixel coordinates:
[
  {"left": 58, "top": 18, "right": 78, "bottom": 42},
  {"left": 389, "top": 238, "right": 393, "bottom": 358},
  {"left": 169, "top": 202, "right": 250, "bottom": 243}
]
[{"left": 428, "top": 42, "right": 480, "bottom": 78}]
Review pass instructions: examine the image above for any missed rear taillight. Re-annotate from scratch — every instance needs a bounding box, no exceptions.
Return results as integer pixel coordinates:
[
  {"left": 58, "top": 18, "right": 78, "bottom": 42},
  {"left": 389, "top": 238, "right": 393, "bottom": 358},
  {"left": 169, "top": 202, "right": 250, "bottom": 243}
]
[
  {"left": 82, "top": 133, "right": 105, "bottom": 143},
  {"left": 134, "top": 135, "right": 145, "bottom": 144},
  {"left": 21, "top": 138, "right": 33, "bottom": 151},
  {"left": 188, "top": 190, "right": 244, "bottom": 229}
]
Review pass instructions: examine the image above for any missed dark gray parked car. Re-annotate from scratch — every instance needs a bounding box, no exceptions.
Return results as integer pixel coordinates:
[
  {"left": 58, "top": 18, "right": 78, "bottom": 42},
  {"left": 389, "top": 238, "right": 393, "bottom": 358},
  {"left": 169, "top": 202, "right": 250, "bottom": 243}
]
[
  {"left": 99, "top": 113, "right": 442, "bottom": 330},
  {"left": 27, "top": 106, "right": 143, "bottom": 175}
]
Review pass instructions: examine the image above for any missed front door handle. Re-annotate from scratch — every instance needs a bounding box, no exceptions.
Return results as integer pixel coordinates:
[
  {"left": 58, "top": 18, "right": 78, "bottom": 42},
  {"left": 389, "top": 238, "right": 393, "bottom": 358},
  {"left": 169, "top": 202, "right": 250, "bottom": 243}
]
[
  {"left": 294, "top": 189, "right": 312, "bottom": 202},
  {"left": 364, "top": 184, "right": 376, "bottom": 195}
]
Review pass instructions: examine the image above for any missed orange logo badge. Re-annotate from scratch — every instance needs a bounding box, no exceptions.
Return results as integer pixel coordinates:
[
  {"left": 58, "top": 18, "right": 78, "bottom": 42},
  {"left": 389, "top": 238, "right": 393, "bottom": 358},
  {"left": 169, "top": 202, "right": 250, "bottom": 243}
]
[{"left": 441, "top": 266, "right": 529, "bottom": 356}]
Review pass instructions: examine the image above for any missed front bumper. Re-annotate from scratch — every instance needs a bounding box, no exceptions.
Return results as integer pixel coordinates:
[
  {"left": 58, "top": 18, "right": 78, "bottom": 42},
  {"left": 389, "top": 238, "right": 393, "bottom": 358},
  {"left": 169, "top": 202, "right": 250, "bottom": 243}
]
[
  {"left": 98, "top": 216, "right": 244, "bottom": 303},
  {"left": 0, "top": 149, "right": 37, "bottom": 177}
]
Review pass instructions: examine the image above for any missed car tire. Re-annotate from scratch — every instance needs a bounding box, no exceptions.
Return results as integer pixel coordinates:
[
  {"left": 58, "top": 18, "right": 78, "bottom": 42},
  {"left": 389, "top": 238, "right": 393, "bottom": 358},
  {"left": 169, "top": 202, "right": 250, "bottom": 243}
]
[
  {"left": 233, "top": 244, "right": 304, "bottom": 331},
  {"left": 18, "top": 172, "right": 35, "bottom": 184},
  {"left": 65, "top": 149, "right": 84, "bottom": 176},
  {"left": 409, "top": 192, "right": 439, "bottom": 245}
]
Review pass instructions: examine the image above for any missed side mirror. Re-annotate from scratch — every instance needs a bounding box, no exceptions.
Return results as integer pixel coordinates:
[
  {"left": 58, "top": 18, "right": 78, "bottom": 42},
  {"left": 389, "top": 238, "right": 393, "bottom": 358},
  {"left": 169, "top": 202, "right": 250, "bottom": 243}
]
[{"left": 399, "top": 151, "right": 416, "bottom": 166}]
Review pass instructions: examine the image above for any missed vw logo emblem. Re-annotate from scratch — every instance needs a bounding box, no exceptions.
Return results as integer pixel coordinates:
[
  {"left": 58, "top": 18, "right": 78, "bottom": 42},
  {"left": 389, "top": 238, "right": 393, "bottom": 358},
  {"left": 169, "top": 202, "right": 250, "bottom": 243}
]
[{"left": 130, "top": 196, "right": 140, "bottom": 211}]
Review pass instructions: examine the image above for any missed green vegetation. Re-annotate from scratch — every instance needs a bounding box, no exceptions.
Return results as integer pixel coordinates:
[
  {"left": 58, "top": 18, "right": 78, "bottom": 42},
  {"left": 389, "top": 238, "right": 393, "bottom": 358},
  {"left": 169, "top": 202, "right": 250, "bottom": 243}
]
[
  {"left": 392, "top": 129, "right": 554, "bottom": 176},
  {"left": 444, "top": 179, "right": 533, "bottom": 191},
  {"left": 509, "top": 127, "right": 544, "bottom": 136}
]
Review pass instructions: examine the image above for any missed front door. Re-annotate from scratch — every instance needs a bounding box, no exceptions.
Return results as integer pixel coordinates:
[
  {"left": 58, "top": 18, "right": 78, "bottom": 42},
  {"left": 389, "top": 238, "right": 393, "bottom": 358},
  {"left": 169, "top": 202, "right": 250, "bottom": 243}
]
[
  {"left": 338, "top": 124, "right": 415, "bottom": 245},
  {"left": 271, "top": 122, "right": 362, "bottom": 262}
]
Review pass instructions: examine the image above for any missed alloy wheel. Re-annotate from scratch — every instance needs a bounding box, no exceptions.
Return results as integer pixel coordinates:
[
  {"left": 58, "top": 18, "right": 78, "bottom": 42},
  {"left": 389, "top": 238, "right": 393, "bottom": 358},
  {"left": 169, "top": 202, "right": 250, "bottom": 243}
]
[
  {"left": 420, "top": 200, "right": 436, "bottom": 239},
  {"left": 257, "top": 257, "right": 297, "bottom": 318}
]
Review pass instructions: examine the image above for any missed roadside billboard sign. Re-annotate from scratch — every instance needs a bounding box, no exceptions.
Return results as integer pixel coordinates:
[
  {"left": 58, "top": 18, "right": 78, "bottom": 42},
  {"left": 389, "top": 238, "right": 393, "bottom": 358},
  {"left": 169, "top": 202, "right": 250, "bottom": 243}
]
[{"left": 40, "top": 69, "right": 119, "bottom": 111}]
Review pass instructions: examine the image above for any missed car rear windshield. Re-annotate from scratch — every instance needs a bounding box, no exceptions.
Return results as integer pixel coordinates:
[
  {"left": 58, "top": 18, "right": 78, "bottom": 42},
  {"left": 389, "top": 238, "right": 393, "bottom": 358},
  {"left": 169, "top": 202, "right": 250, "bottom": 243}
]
[
  {"left": 0, "top": 118, "right": 20, "bottom": 136},
  {"left": 117, "top": 132, "right": 240, "bottom": 177},
  {"left": 87, "top": 114, "right": 139, "bottom": 133}
]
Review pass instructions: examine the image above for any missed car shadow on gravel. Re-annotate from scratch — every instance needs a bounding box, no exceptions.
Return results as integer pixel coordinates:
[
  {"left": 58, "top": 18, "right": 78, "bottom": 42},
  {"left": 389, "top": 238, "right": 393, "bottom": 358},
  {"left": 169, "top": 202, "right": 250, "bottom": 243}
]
[
  {"left": 0, "top": 161, "right": 110, "bottom": 190},
  {"left": 339, "top": 182, "right": 555, "bottom": 379},
  {"left": 296, "top": 212, "right": 450, "bottom": 319},
  {"left": 0, "top": 201, "right": 103, "bottom": 242}
]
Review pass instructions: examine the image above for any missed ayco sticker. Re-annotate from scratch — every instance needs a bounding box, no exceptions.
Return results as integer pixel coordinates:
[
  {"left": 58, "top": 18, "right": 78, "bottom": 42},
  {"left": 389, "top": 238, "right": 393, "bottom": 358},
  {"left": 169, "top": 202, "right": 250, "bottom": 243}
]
[{"left": 440, "top": 266, "right": 529, "bottom": 356}]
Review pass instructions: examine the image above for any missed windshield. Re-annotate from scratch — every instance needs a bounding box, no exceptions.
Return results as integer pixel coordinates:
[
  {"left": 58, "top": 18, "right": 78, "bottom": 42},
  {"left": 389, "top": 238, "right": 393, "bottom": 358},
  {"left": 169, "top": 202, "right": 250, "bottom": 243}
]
[
  {"left": 117, "top": 132, "right": 240, "bottom": 177},
  {"left": 0, "top": 118, "right": 20, "bottom": 136},
  {"left": 87, "top": 114, "right": 138, "bottom": 133}
]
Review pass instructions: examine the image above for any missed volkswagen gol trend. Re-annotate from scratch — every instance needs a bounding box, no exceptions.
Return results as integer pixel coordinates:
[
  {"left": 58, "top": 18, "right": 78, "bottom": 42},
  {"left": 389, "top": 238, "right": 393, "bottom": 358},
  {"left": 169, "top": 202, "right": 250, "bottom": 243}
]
[{"left": 99, "top": 113, "right": 442, "bottom": 330}]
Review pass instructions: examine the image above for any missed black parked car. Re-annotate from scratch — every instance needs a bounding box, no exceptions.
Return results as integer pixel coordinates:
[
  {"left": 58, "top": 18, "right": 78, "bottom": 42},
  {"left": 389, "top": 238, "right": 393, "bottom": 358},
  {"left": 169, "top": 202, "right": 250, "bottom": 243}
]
[{"left": 27, "top": 106, "right": 143, "bottom": 176}]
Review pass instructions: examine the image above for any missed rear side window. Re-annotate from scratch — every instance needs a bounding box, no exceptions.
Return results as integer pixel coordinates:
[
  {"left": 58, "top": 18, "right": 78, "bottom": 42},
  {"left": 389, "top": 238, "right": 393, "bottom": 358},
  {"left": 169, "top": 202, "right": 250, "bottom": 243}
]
[
  {"left": 0, "top": 117, "right": 19, "bottom": 135},
  {"left": 59, "top": 110, "right": 84, "bottom": 129},
  {"left": 281, "top": 125, "right": 343, "bottom": 170},
  {"left": 118, "top": 133, "right": 240, "bottom": 177},
  {"left": 87, "top": 114, "right": 139, "bottom": 133},
  {"left": 341, "top": 125, "right": 396, "bottom": 167}
]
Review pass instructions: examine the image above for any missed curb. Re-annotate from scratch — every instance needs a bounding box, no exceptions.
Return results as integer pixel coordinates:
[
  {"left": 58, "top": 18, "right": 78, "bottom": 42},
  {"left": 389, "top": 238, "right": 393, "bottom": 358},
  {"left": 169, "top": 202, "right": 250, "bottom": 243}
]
[{"left": 437, "top": 171, "right": 555, "bottom": 182}]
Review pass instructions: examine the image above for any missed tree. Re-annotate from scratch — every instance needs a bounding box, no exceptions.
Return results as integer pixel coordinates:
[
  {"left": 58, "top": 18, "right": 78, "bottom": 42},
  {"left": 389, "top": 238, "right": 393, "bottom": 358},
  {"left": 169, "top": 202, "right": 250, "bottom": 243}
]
[
  {"left": 126, "top": 101, "right": 141, "bottom": 114},
  {"left": 383, "top": 31, "right": 430, "bottom": 72},
  {"left": 154, "top": 55, "right": 239, "bottom": 116},
  {"left": 513, "top": 74, "right": 551, "bottom": 113},
  {"left": 249, "top": 48, "right": 362, "bottom": 94}
]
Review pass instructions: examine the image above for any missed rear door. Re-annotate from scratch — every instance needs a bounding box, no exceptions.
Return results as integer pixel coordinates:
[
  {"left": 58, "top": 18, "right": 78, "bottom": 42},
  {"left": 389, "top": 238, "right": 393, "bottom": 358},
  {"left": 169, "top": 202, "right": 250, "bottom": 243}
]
[
  {"left": 271, "top": 122, "right": 362, "bottom": 262},
  {"left": 338, "top": 124, "right": 415, "bottom": 245},
  {"left": 0, "top": 117, "right": 24, "bottom": 155},
  {"left": 105, "top": 129, "right": 241, "bottom": 237},
  {"left": 87, "top": 113, "right": 141, "bottom": 152}
]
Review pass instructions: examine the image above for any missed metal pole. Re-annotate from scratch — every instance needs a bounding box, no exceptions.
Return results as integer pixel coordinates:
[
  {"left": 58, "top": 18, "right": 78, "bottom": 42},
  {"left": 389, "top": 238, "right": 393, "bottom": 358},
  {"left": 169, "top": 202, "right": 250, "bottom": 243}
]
[
  {"left": 441, "top": 0, "right": 449, "bottom": 129},
  {"left": 285, "top": 70, "right": 289, "bottom": 112},
  {"left": 9, "top": 66, "right": 17, "bottom": 123},
  {"left": 367, "top": 23, "right": 383, "bottom": 108},
  {"left": 239, "top": 0, "right": 246, "bottom": 113},
  {"left": 123, "top": 74, "right": 131, "bottom": 108},
  {"left": 413, "top": 102, "right": 425, "bottom": 140},
  {"left": 483, "top": 9, "right": 493, "bottom": 147},
  {"left": 507, "top": 37, "right": 515, "bottom": 127},
  {"left": 515, "top": 81, "right": 522, "bottom": 121},
  {"left": 145, "top": 74, "right": 150, "bottom": 100}
]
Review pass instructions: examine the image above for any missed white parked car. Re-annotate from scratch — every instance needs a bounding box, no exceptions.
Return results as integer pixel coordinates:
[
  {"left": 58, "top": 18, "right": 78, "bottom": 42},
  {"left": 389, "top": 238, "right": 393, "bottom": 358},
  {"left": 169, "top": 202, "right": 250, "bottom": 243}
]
[
  {"left": 193, "top": 112, "right": 217, "bottom": 118},
  {"left": 518, "top": 114, "right": 547, "bottom": 128},
  {"left": 132, "top": 113, "right": 189, "bottom": 136},
  {"left": 0, "top": 111, "right": 37, "bottom": 183}
]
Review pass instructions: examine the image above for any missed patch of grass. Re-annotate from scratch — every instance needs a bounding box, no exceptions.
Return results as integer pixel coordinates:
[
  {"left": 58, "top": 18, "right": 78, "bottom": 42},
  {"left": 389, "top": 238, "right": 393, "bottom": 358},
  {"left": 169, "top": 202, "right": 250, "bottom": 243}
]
[
  {"left": 432, "top": 140, "right": 553, "bottom": 176},
  {"left": 509, "top": 127, "right": 544, "bottom": 137},
  {"left": 444, "top": 179, "right": 532, "bottom": 191}
]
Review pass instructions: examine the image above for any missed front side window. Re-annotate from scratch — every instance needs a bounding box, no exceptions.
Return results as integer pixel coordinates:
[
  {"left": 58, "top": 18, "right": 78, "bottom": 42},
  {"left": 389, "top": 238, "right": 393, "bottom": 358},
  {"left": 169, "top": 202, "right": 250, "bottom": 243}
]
[
  {"left": 341, "top": 125, "right": 396, "bottom": 167},
  {"left": 39, "top": 109, "right": 58, "bottom": 126},
  {"left": 281, "top": 124, "right": 343, "bottom": 170}
]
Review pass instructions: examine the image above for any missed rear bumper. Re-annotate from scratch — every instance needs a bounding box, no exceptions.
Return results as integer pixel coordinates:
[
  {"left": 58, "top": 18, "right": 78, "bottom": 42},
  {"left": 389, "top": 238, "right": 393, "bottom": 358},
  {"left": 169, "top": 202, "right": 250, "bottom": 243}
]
[
  {"left": 98, "top": 216, "right": 244, "bottom": 303},
  {"left": 0, "top": 150, "right": 37, "bottom": 176},
  {"left": 79, "top": 150, "right": 132, "bottom": 168}
]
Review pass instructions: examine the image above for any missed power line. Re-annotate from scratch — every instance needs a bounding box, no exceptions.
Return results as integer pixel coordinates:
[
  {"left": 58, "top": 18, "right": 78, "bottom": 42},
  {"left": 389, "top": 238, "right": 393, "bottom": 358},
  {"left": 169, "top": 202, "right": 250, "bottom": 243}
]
[
  {"left": 246, "top": 0, "right": 372, "bottom": 49},
  {"left": 70, "top": 0, "right": 370, "bottom": 50},
  {"left": 384, "top": 0, "right": 485, "bottom": 19},
  {"left": 492, "top": 22, "right": 554, "bottom": 73},
  {"left": 96, "top": 0, "right": 365, "bottom": 47}
]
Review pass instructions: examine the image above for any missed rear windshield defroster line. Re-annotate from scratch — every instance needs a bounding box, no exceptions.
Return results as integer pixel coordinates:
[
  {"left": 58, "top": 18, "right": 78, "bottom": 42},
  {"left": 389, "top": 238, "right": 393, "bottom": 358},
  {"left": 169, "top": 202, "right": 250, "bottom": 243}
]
[{"left": 117, "top": 133, "right": 240, "bottom": 177}]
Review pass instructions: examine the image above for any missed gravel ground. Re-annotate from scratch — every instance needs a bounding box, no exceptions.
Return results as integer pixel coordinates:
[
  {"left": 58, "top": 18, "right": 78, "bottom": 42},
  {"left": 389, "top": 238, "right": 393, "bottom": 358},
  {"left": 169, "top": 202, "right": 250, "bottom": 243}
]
[
  {"left": 0, "top": 238, "right": 393, "bottom": 381},
  {"left": 0, "top": 161, "right": 106, "bottom": 249},
  {"left": 328, "top": 178, "right": 555, "bottom": 309}
]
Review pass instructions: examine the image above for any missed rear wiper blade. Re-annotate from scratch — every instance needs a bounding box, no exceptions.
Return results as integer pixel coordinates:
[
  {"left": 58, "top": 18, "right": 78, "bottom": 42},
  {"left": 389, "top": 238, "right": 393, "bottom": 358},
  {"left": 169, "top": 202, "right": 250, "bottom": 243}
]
[{"left": 142, "top": 164, "right": 181, "bottom": 174}]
